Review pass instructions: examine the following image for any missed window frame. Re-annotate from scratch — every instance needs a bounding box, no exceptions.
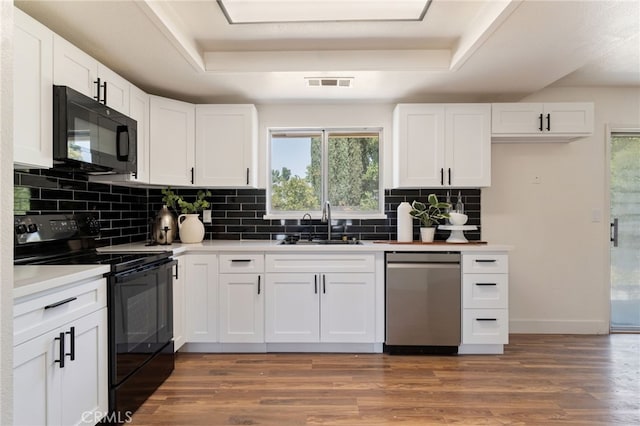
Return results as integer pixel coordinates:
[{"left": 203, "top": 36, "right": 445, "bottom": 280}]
[{"left": 265, "top": 127, "right": 385, "bottom": 220}]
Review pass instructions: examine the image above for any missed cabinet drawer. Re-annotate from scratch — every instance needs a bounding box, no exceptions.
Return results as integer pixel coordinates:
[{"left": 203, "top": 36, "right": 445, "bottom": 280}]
[
  {"left": 462, "top": 254, "right": 508, "bottom": 274},
  {"left": 219, "top": 253, "right": 264, "bottom": 273},
  {"left": 14, "top": 277, "right": 106, "bottom": 346},
  {"left": 462, "top": 309, "right": 508, "bottom": 344},
  {"left": 266, "top": 253, "right": 374, "bottom": 273},
  {"left": 463, "top": 274, "right": 508, "bottom": 309}
]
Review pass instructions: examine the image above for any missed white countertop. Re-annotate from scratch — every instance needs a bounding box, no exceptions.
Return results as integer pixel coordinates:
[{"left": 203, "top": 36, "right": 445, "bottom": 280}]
[
  {"left": 14, "top": 265, "right": 111, "bottom": 299},
  {"left": 98, "top": 240, "right": 512, "bottom": 254}
]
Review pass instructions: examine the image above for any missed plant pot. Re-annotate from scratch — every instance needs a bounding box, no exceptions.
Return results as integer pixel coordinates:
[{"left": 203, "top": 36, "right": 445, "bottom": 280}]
[
  {"left": 420, "top": 227, "right": 436, "bottom": 243},
  {"left": 178, "top": 213, "right": 205, "bottom": 243}
]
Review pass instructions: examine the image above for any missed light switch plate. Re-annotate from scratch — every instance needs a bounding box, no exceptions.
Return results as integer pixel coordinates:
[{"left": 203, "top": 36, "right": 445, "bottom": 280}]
[{"left": 203, "top": 209, "right": 212, "bottom": 224}]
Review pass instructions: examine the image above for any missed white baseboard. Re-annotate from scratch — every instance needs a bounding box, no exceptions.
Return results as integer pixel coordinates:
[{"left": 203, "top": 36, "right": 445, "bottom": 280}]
[{"left": 509, "top": 319, "right": 609, "bottom": 334}]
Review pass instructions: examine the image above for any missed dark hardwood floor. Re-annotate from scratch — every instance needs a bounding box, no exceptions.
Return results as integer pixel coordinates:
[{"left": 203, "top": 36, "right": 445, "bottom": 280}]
[{"left": 130, "top": 334, "right": 640, "bottom": 425}]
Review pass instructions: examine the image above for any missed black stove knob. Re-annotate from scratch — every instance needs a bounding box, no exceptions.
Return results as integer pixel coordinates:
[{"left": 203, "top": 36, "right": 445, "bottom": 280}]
[
  {"left": 15, "top": 224, "right": 27, "bottom": 234},
  {"left": 27, "top": 223, "right": 38, "bottom": 233}
]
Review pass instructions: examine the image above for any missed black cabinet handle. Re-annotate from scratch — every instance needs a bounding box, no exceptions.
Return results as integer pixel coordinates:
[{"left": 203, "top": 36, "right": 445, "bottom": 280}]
[
  {"left": 173, "top": 261, "right": 179, "bottom": 279},
  {"left": 65, "top": 327, "right": 75, "bottom": 361},
  {"left": 538, "top": 113, "right": 543, "bottom": 131},
  {"left": 475, "top": 259, "right": 497, "bottom": 263},
  {"left": 475, "top": 282, "right": 497, "bottom": 286},
  {"left": 190, "top": 167, "right": 194, "bottom": 184},
  {"left": 103, "top": 81, "right": 107, "bottom": 105},
  {"left": 94, "top": 78, "right": 101, "bottom": 102},
  {"left": 611, "top": 218, "right": 619, "bottom": 247},
  {"left": 246, "top": 168, "right": 250, "bottom": 185},
  {"left": 546, "top": 113, "right": 551, "bottom": 131},
  {"left": 44, "top": 297, "right": 77, "bottom": 310},
  {"left": 54, "top": 332, "right": 65, "bottom": 368},
  {"left": 448, "top": 168, "right": 451, "bottom": 185},
  {"left": 257, "top": 276, "right": 261, "bottom": 295},
  {"left": 476, "top": 318, "right": 498, "bottom": 321},
  {"left": 440, "top": 168, "right": 444, "bottom": 186},
  {"left": 314, "top": 275, "right": 318, "bottom": 294},
  {"left": 322, "top": 275, "right": 326, "bottom": 294},
  {"left": 231, "top": 259, "right": 252, "bottom": 263}
]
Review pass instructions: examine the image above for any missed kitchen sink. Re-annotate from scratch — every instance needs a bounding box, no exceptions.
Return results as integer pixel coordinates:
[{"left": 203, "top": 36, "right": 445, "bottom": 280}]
[{"left": 278, "top": 239, "right": 363, "bottom": 245}]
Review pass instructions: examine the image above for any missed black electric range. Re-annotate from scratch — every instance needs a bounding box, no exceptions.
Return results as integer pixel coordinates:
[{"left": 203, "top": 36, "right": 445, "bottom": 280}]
[{"left": 14, "top": 213, "right": 176, "bottom": 420}]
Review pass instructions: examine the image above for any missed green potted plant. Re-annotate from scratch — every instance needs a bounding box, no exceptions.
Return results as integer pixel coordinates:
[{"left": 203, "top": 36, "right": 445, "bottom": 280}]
[
  {"left": 162, "top": 187, "right": 212, "bottom": 243},
  {"left": 409, "top": 194, "right": 451, "bottom": 242}
]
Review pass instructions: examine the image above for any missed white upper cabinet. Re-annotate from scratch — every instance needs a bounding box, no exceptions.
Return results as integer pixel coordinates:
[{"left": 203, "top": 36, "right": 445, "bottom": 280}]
[
  {"left": 149, "top": 96, "right": 195, "bottom": 186},
  {"left": 195, "top": 104, "right": 258, "bottom": 187},
  {"left": 393, "top": 103, "right": 491, "bottom": 188},
  {"left": 13, "top": 8, "right": 53, "bottom": 169},
  {"left": 128, "top": 85, "right": 150, "bottom": 183},
  {"left": 53, "top": 34, "right": 129, "bottom": 114},
  {"left": 491, "top": 102, "right": 594, "bottom": 141}
]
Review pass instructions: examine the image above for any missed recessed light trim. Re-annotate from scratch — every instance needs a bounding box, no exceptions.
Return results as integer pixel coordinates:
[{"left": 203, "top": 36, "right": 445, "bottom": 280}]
[{"left": 217, "top": 0, "right": 431, "bottom": 24}]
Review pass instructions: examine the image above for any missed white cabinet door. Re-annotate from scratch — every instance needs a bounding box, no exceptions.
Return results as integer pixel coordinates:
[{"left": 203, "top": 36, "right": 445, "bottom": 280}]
[
  {"left": 265, "top": 273, "right": 319, "bottom": 342},
  {"left": 149, "top": 96, "right": 195, "bottom": 186},
  {"left": 393, "top": 104, "right": 445, "bottom": 188},
  {"left": 393, "top": 103, "right": 491, "bottom": 188},
  {"left": 60, "top": 308, "right": 108, "bottom": 426},
  {"left": 542, "top": 103, "right": 594, "bottom": 134},
  {"left": 491, "top": 103, "right": 542, "bottom": 134},
  {"left": 128, "top": 85, "right": 150, "bottom": 183},
  {"left": 14, "top": 9, "right": 53, "bottom": 169},
  {"left": 53, "top": 34, "right": 97, "bottom": 99},
  {"left": 97, "top": 63, "right": 130, "bottom": 114},
  {"left": 219, "top": 274, "right": 264, "bottom": 343},
  {"left": 185, "top": 254, "right": 218, "bottom": 343},
  {"left": 13, "top": 308, "right": 108, "bottom": 426},
  {"left": 320, "top": 273, "right": 375, "bottom": 343},
  {"left": 172, "top": 256, "right": 186, "bottom": 351},
  {"left": 445, "top": 104, "right": 491, "bottom": 187},
  {"left": 195, "top": 104, "right": 258, "bottom": 187},
  {"left": 13, "top": 327, "right": 59, "bottom": 426}
]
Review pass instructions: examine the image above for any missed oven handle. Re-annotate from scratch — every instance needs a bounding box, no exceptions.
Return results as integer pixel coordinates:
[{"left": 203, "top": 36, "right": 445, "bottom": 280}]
[{"left": 113, "top": 259, "right": 176, "bottom": 282}]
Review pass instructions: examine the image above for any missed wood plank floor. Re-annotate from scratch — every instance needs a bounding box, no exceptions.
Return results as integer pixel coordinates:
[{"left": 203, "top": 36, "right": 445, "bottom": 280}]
[{"left": 130, "top": 334, "right": 640, "bottom": 425}]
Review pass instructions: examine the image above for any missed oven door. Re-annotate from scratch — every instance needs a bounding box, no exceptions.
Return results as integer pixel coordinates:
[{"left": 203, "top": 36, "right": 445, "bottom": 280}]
[{"left": 109, "top": 259, "right": 176, "bottom": 386}]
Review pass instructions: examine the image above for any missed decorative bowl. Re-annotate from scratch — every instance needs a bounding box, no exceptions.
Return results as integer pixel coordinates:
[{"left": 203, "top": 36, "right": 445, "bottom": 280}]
[{"left": 448, "top": 212, "right": 468, "bottom": 226}]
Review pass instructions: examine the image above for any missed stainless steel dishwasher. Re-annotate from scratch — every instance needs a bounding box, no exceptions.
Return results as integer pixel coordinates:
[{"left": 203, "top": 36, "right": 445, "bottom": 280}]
[{"left": 385, "top": 252, "right": 461, "bottom": 354}]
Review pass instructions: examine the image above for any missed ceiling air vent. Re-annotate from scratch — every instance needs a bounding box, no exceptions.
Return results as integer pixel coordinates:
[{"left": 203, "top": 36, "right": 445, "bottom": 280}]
[{"left": 305, "top": 77, "right": 353, "bottom": 88}]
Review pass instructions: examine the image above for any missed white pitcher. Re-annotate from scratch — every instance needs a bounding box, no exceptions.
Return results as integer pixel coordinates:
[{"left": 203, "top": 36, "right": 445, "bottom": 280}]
[{"left": 177, "top": 213, "right": 205, "bottom": 243}]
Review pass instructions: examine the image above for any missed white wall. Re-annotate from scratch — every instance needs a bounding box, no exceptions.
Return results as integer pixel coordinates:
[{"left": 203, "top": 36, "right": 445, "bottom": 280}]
[
  {"left": 0, "top": 0, "right": 13, "bottom": 423},
  {"left": 255, "top": 103, "right": 395, "bottom": 189},
  {"left": 483, "top": 86, "right": 640, "bottom": 334}
]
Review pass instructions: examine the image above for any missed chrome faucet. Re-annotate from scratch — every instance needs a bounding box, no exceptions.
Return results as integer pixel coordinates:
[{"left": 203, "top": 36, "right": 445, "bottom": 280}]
[{"left": 321, "top": 201, "right": 332, "bottom": 241}]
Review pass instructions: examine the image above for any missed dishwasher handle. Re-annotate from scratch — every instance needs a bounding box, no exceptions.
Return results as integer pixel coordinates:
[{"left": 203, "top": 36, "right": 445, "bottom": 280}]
[{"left": 387, "top": 262, "right": 460, "bottom": 269}]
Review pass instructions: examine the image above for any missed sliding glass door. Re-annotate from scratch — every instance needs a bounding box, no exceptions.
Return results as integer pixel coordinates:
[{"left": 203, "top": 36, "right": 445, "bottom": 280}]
[{"left": 610, "top": 131, "right": 640, "bottom": 331}]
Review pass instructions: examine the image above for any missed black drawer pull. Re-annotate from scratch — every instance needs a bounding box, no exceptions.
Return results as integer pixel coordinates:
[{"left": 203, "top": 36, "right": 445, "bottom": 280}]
[
  {"left": 475, "top": 259, "right": 497, "bottom": 263},
  {"left": 257, "top": 276, "right": 261, "bottom": 295},
  {"left": 44, "top": 297, "right": 77, "bottom": 310},
  {"left": 475, "top": 282, "right": 497, "bottom": 286},
  {"left": 476, "top": 318, "right": 497, "bottom": 321},
  {"left": 231, "top": 259, "right": 252, "bottom": 263}
]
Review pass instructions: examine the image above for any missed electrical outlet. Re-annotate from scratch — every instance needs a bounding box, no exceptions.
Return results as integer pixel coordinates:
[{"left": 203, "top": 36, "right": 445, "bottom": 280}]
[{"left": 203, "top": 209, "right": 212, "bottom": 224}]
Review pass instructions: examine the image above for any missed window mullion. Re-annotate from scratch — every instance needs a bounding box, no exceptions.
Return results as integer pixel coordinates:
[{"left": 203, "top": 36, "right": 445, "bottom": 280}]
[{"left": 322, "top": 129, "right": 329, "bottom": 206}]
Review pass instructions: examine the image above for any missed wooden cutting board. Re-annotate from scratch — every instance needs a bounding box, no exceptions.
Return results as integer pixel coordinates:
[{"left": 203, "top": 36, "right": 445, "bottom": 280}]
[{"left": 373, "top": 240, "right": 488, "bottom": 245}]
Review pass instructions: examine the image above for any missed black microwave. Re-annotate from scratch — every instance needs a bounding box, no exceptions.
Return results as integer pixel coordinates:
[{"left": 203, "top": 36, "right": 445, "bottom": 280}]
[{"left": 53, "top": 85, "right": 137, "bottom": 175}]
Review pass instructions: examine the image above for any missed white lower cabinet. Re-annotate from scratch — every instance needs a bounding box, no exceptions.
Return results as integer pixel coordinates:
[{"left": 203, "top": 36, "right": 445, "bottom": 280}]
[
  {"left": 218, "top": 254, "right": 265, "bottom": 343},
  {"left": 265, "top": 254, "right": 375, "bottom": 343},
  {"left": 172, "top": 255, "right": 186, "bottom": 351},
  {"left": 184, "top": 254, "right": 218, "bottom": 343},
  {"left": 13, "top": 278, "right": 108, "bottom": 426},
  {"left": 460, "top": 252, "right": 509, "bottom": 354}
]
